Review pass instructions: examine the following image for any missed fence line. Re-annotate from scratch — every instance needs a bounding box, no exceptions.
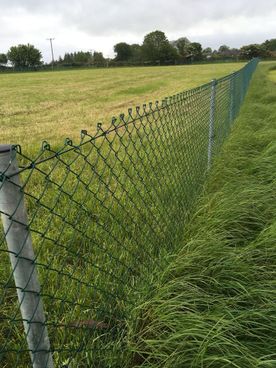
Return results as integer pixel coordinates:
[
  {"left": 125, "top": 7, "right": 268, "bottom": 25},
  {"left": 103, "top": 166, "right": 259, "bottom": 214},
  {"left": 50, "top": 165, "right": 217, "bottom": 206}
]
[{"left": 0, "top": 58, "right": 258, "bottom": 367}]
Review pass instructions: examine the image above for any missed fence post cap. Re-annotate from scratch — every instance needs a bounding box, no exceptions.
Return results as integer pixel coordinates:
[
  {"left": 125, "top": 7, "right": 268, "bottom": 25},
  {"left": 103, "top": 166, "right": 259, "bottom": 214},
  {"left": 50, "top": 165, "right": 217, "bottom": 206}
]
[{"left": 0, "top": 145, "right": 13, "bottom": 154}]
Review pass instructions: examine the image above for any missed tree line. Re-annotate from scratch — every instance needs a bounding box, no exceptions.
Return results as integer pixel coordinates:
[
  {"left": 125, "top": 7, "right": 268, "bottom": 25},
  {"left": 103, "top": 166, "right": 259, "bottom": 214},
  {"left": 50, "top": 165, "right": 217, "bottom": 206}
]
[
  {"left": 112, "top": 32, "right": 276, "bottom": 64},
  {"left": 1, "top": 30, "right": 276, "bottom": 70}
]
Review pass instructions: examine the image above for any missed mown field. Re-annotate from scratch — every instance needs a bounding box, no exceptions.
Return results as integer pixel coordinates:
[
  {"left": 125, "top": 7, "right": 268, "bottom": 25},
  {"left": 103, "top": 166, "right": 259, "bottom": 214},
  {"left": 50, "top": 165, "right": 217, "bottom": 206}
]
[
  {"left": 0, "top": 63, "right": 244, "bottom": 151},
  {"left": 129, "top": 62, "right": 276, "bottom": 367}
]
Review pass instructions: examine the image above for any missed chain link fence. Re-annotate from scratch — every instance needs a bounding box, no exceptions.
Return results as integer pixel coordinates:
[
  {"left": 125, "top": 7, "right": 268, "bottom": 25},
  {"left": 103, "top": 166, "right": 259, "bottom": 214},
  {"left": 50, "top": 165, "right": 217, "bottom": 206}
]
[{"left": 0, "top": 58, "right": 258, "bottom": 367}]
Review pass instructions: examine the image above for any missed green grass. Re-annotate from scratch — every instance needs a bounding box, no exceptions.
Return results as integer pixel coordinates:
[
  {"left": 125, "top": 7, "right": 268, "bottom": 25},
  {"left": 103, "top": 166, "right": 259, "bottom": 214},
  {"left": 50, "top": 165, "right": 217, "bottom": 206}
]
[
  {"left": 268, "top": 63, "right": 276, "bottom": 81},
  {"left": 128, "top": 62, "right": 276, "bottom": 367},
  {"left": 0, "top": 63, "right": 244, "bottom": 152}
]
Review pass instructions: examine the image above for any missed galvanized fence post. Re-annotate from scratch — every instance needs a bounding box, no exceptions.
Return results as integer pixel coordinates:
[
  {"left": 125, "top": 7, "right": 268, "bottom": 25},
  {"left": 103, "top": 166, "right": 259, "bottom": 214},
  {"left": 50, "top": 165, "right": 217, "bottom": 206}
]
[
  {"left": 229, "top": 74, "right": 234, "bottom": 123},
  {"left": 0, "top": 145, "right": 54, "bottom": 368},
  {"left": 207, "top": 79, "right": 217, "bottom": 170}
]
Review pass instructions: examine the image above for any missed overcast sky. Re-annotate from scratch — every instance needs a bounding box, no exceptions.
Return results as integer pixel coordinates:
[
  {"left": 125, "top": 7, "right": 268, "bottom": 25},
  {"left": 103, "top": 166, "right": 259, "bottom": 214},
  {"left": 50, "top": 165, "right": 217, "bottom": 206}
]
[{"left": 1, "top": 0, "right": 276, "bottom": 62}]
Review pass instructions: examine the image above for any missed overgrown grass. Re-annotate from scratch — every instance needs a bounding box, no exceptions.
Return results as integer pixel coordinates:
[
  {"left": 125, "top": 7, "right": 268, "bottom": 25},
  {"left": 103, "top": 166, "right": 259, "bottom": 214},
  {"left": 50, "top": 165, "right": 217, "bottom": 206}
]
[{"left": 128, "top": 62, "right": 276, "bottom": 367}]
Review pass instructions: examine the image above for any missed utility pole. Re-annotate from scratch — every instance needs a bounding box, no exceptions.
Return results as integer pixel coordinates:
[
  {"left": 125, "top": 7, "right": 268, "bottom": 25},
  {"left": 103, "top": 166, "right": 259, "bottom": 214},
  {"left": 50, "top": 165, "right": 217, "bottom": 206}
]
[
  {"left": 89, "top": 49, "right": 94, "bottom": 67},
  {"left": 46, "top": 38, "right": 55, "bottom": 71},
  {"left": 106, "top": 55, "right": 110, "bottom": 68}
]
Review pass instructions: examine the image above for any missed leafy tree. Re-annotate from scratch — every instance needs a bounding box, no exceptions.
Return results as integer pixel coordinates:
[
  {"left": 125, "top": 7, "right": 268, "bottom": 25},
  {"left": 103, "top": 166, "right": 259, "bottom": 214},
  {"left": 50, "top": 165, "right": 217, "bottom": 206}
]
[
  {"left": 187, "top": 42, "right": 203, "bottom": 61},
  {"left": 172, "top": 37, "right": 191, "bottom": 59},
  {"left": 0, "top": 53, "right": 7, "bottom": 64},
  {"left": 130, "top": 44, "right": 142, "bottom": 62},
  {"left": 218, "top": 45, "right": 230, "bottom": 53},
  {"left": 240, "top": 44, "right": 268, "bottom": 59},
  {"left": 73, "top": 51, "right": 91, "bottom": 64},
  {"left": 262, "top": 39, "right": 276, "bottom": 51},
  {"left": 142, "top": 30, "right": 177, "bottom": 63},
  {"left": 229, "top": 48, "right": 240, "bottom": 59},
  {"left": 7, "top": 44, "right": 42, "bottom": 68},
  {"left": 114, "top": 42, "right": 132, "bottom": 61},
  {"left": 93, "top": 51, "right": 105, "bottom": 67},
  {"left": 171, "top": 38, "right": 202, "bottom": 62},
  {"left": 202, "top": 47, "right": 213, "bottom": 59},
  {"left": 63, "top": 53, "right": 74, "bottom": 64},
  {"left": 217, "top": 45, "right": 240, "bottom": 59},
  {"left": 60, "top": 51, "right": 94, "bottom": 65}
]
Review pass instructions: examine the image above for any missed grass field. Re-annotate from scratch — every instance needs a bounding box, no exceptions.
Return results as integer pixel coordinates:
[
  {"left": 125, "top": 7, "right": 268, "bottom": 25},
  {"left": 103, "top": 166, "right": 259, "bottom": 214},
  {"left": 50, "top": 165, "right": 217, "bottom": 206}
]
[
  {"left": 0, "top": 63, "right": 244, "bottom": 151},
  {"left": 268, "top": 66, "right": 276, "bottom": 82},
  {"left": 129, "top": 62, "right": 276, "bottom": 367}
]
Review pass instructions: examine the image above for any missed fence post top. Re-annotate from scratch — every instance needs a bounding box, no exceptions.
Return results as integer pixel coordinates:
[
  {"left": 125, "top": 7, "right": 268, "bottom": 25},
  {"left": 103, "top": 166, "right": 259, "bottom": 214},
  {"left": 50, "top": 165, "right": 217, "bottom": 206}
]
[
  {"left": 211, "top": 79, "right": 217, "bottom": 86},
  {"left": 0, "top": 145, "right": 13, "bottom": 154}
]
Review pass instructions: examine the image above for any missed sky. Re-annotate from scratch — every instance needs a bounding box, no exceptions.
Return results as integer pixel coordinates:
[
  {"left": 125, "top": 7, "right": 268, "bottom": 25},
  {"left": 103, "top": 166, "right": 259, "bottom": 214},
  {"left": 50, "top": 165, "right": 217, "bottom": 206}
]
[{"left": 0, "top": 0, "right": 276, "bottom": 62}]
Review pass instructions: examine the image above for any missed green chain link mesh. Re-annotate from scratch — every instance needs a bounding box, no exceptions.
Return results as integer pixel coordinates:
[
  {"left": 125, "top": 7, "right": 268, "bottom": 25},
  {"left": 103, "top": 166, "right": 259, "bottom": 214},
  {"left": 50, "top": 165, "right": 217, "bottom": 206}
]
[{"left": 0, "top": 59, "right": 258, "bottom": 368}]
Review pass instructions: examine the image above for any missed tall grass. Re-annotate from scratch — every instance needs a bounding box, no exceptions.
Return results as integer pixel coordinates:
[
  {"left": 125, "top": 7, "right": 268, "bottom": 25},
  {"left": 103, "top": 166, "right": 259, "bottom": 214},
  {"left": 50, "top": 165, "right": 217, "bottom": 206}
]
[{"left": 128, "top": 63, "right": 276, "bottom": 367}]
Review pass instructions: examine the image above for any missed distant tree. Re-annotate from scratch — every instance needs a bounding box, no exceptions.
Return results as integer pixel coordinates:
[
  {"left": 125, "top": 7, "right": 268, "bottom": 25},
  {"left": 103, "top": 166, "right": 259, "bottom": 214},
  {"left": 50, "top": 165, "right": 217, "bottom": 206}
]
[
  {"left": 240, "top": 44, "right": 268, "bottom": 59},
  {"left": 7, "top": 44, "right": 42, "bottom": 68},
  {"left": 60, "top": 51, "right": 95, "bottom": 65},
  {"left": 0, "top": 53, "right": 7, "bottom": 64},
  {"left": 218, "top": 45, "right": 230, "bottom": 53},
  {"left": 63, "top": 53, "right": 73, "bottom": 64},
  {"left": 172, "top": 37, "right": 191, "bottom": 59},
  {"left": 262, "top": 39, "right": 276, "bottom": 51},
  {"left": 229, "top": 48, "right": 240, "bottom": 59},
  {"left": 142, "top": 30, "right": 177, "bottom": 63},
  {"left": 130, "top": 44, "right": 142, "bottom": 62},
  {"left": 93, "top": 51, "right": 105, "bottom": 67},
  {"left": 114, "top": 42, "right": 132, "bottom": 61},
  {"left": 73, "top": 51, "right": 91, "bottom": 64},
  {"left": 217, "top": 45, "right": 240, "bottom": 59},
  {"left": 187, "top": 42, "right": 203, "bottom": 61},
  {"left": 203, "top": 47, "right": 213, "bottom": 59}
]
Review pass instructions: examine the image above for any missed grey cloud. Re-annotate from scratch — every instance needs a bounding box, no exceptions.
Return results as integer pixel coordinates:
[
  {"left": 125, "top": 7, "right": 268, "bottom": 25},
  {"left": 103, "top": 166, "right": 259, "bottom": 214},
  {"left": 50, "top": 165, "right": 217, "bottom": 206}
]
[
  {"left": 45, "top": 0, "right": 276, "bottom": 36},
  {"left": 1, "top": 0, "right": 276, "bottom": 60},
  {"left": 1, "top": 0, "right": 276, "bottom": 36}
]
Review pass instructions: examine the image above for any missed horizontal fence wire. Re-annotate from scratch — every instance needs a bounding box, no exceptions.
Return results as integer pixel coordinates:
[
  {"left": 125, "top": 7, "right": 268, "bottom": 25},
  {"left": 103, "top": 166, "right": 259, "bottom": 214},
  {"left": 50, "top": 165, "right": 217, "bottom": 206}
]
[{"left": 0, "top": 58, "right": 258, "bottom": 368}]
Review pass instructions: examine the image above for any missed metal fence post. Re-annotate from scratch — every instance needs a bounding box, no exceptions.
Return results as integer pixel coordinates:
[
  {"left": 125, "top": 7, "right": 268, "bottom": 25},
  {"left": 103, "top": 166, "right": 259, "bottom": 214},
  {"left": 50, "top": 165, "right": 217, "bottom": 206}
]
[
  {"left": 229, "top": 73, "right": 235, "bottom": 125},
  {"left": 0, "top": 145, "right": 54, "bottom": 368},
  {"left": 207, "top": 79, "right": 217, "bottom": 170}
]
